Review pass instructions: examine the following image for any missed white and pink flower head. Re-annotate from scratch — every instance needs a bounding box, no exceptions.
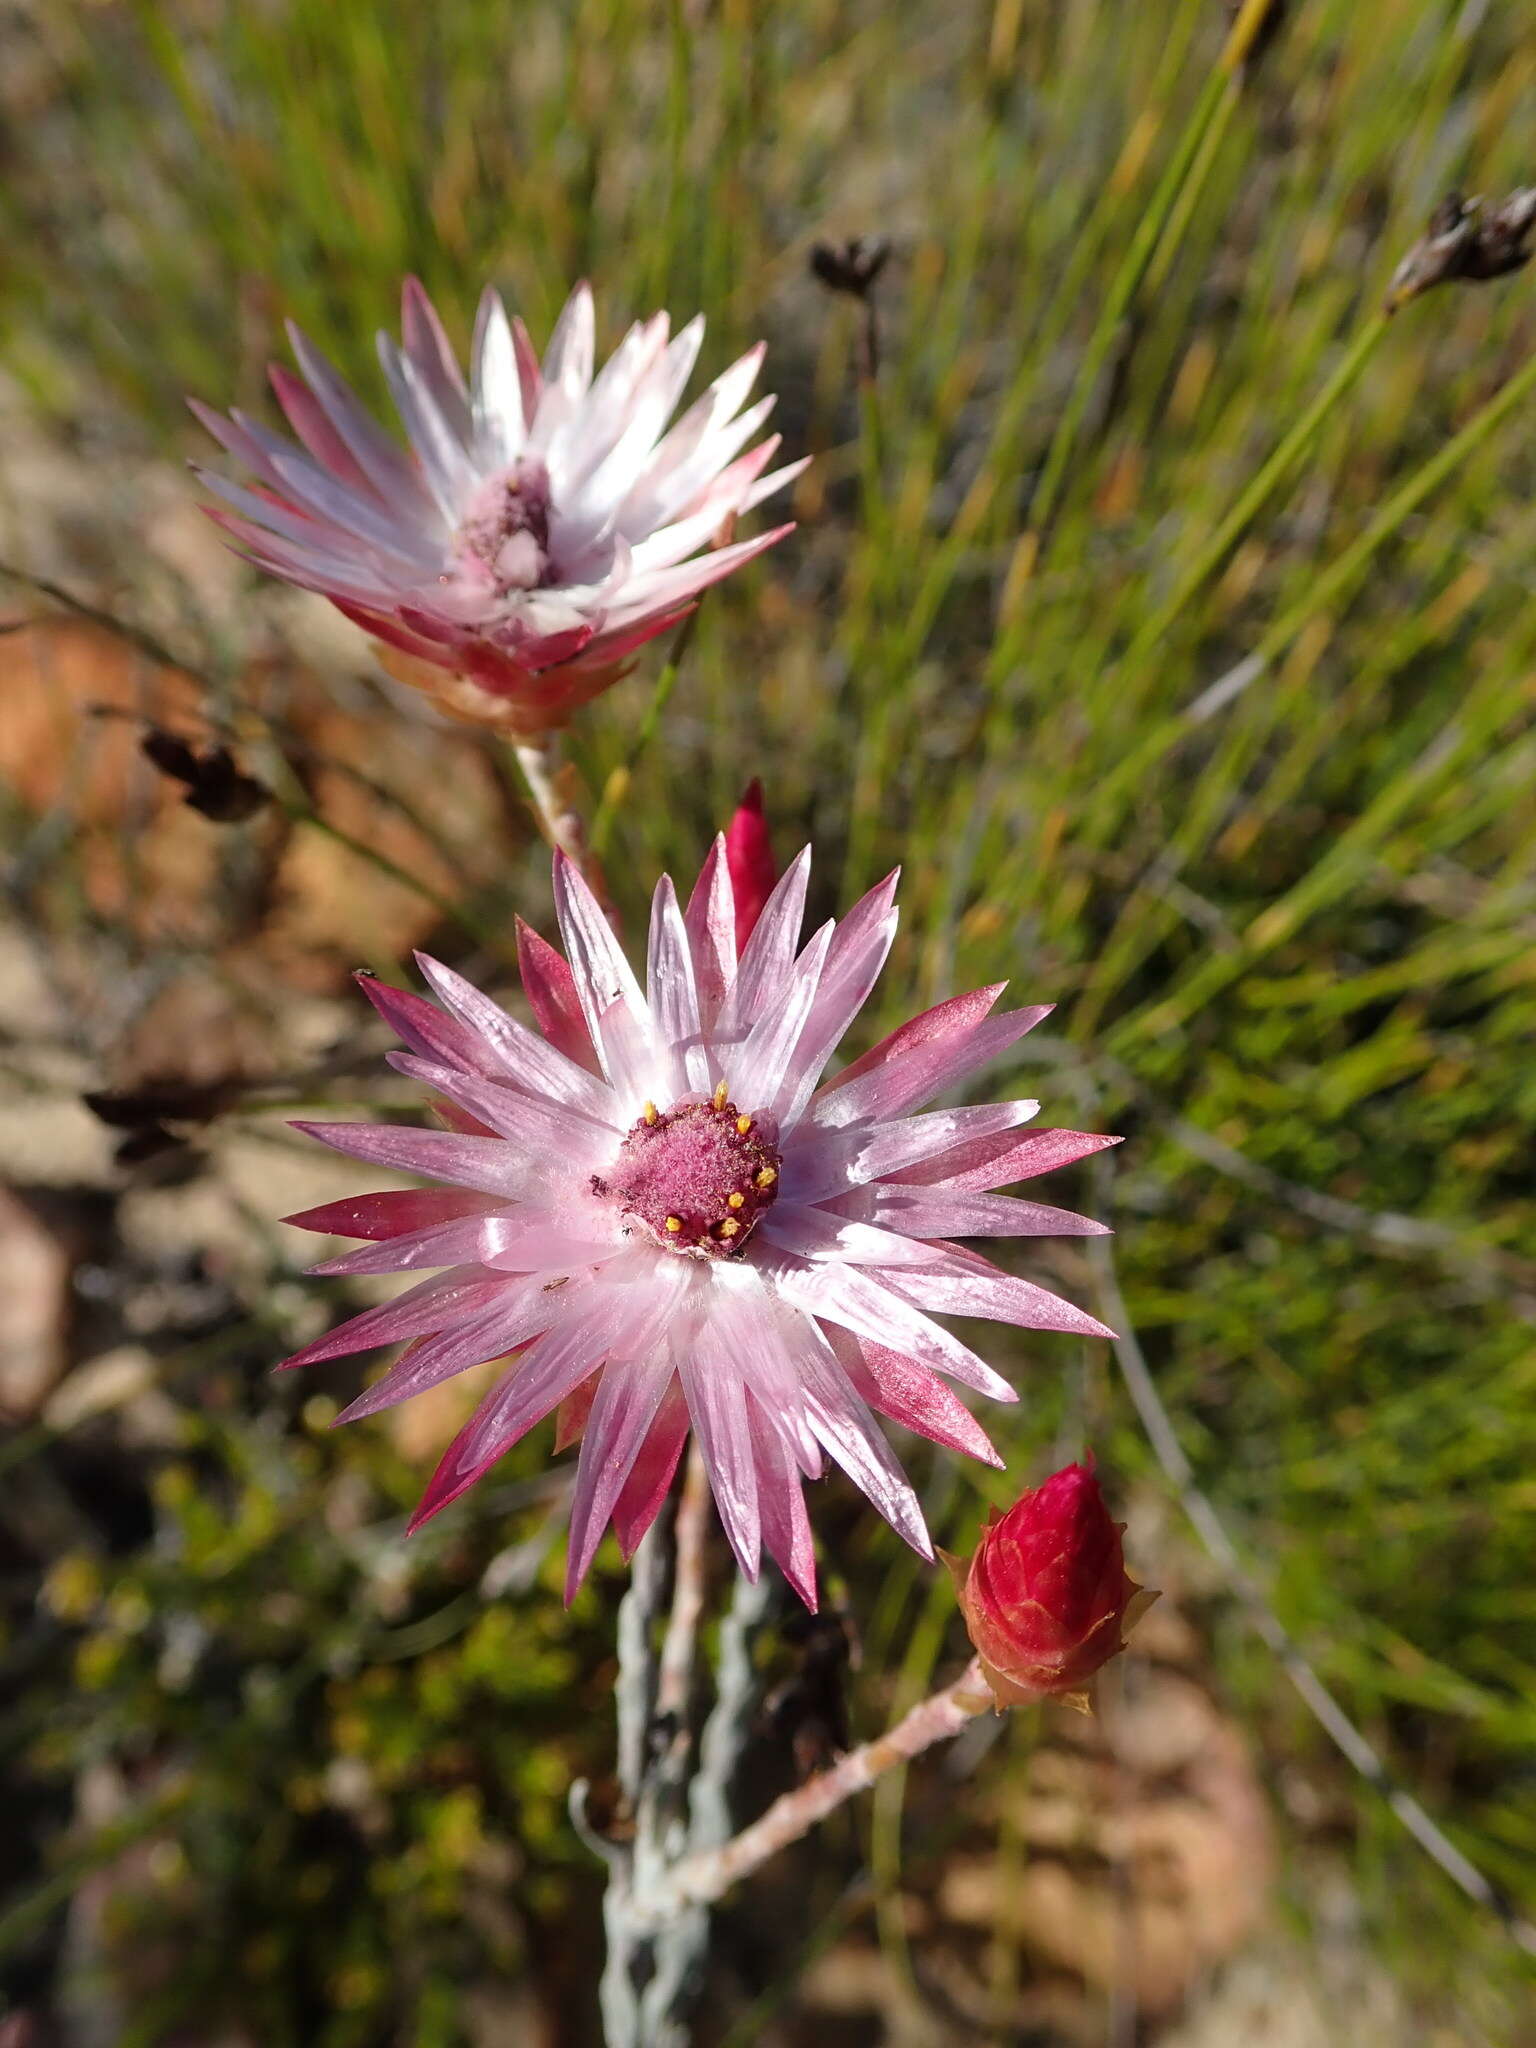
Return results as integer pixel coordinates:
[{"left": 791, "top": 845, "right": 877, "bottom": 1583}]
[
  {"left": 191, "top": 281, "right": 803, "bottom": 734},
  {"left": 283, "top": 819, "right": 1119, "bottom": 1610}
]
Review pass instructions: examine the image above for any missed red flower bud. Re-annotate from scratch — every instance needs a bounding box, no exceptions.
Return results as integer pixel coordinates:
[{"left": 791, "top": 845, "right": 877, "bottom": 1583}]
[
  {"left": 948, "top": 1462, "right": 1153, "bottom": 1708},
  {"left": 724, "top": 779, "right": 777, "bottom": 952}
]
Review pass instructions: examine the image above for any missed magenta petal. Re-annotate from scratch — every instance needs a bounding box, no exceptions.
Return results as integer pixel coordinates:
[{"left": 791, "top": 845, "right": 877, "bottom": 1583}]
[
  {"left": 267, "top": 362, "right": 376, "bottom": 500},
  {"left": 750, "top": 1400, "right": 818, "bottom": 1610},
  {"left": 407, "top": 1252, "right": 691, "bottom": 1531},
  {"left": 880, "top": 1247, "right": 1116, "bottom": 1340},
  {"left": 553, "top": 1372, "right": 599, "bottom": 1453},
  {"left": 729, "top": 921, "right": 833, "bottom": 1112},
  {"left": 515, "top": 918, "right": 600, "bottom": 1071},
  {"left": 280, "top": 1267, "right": 513, "bottom": 1368},
  {"left": 401, "top": 276, "right": 471, "bottom": 433},
  {"left": 810, "top": 1002, "right": 1052, "bottom": 1131},
  {"left": 612, "top": 1381, "right": 690, "bottom": 1558},
  {"left": 716, "top": 846, "right": 811, "bottom": 1041},
  {"left": 701, "top": 1271, "right": 821, "bottom": 1476},
  {"left": 819, "top": 985, "right": 1004, "bottom": 1098},
  {"left": 413, "top": 953, "right": 616, "bottom": 1118},
  {"left": 407, "top": 1311, "right": 618, "bottom": 1531},
  {"left": 552, "top": 852, "right": 662, "bottom": 1103},
  {"left": 564, "top": 1352, "right": 676, "bottom": 1600},
  {"left": 604, "top": 523, "right": 792, "bottom": 624},
  {"left": 383, "top": 1060, "right": 615, "bottom": 1167},
  {"left": 766, "top": 1254, "right": 1018, "bottom": 1403},
  {"left": 307, "top": 1204, "right": 617, "bottom": 1278},
  {"left": 889, "top": 1128, "right": 1123, "bottom": 1193},
  {"left": 791, "top": 1326, "right": 932, "bottom": 1559},
  {"left": 646, "top": 875, "right": 707, "bottom": 1097},
  {"left": 284, "top": 321, "right": 432, "bottom": 513},
  {"left": 844, "top": 1101, "right": 1042, "bottom": 1185},
  {"left": 335, "top": 1305, "right": 543, "bottom": 1422},
  {"left": 283, "top": 1189, "right": 500, "bottom": 1241},
  {"left": 429, "top": 1099, "right": 498, "bottom": 1138},
  {"left": 291, "top": 1120, "right": 545, "bottom": 1201},
  {"left": 771, "top": 881, "right": 899, "bottom": 1126},
  {"left": 357, "top": 974, "right": 489, "bottom": 1072},
  {"left": 575, "top": 603, "right": 695, "bottom": 667},
  {"left": 832, "top": 1185, "right": 1111, "bottom": 1239},
  {"left": 679, "top": 1327, "right": 763, "bottom": 1579},
  {"left": 760, "top": 1201, "right": 947, "bottom": 1270},
  {"left": 683, "top": 835, "right": 737, "bottom": 1028},
  {"left": 824, "top": 1325, "right": 1003, "bottom": 1468},
  {"left": 306, "top": 1213, "right": 514, "bottom": 1276},
  {"left": 330, "top": 601, "right": 451, "bottom": 665}
]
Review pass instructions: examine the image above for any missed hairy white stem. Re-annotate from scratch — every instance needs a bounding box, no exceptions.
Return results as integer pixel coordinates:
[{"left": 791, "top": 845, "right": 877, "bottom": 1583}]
[
  {"left": 689, "top": 1568, "right": 775, "bottom": 1852},
  {"left": 512, "top": 731, "right": 611, "bottom": 909},
  {"left": 636, "top": 1660, "right": 993, "bottom": 1931},
  {"left": 654, "top": 1444, "right": 710, "bottom": 1726},
  {"left": 596, "top": 1448, "right": 738, "bottom": 2048}
]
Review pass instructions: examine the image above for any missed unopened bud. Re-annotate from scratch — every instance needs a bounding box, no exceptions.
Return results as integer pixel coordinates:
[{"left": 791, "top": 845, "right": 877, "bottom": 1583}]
[
  {"left": 946, "top": 1461, "right": 1154, "bottom": 1709},
  {"left": 723, "top": 779, "right": 777, "bottom": 951}
]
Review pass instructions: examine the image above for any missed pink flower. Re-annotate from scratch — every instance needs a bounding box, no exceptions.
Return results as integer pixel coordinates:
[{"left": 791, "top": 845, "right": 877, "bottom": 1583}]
[
  {"left": 950, "top": 1462, "right": 1151, "bottom": 1706},
  {"left": 192, "top": 280, "right": 803, "bottom": 735},
  {"left": 283, "top": 845, "right": 1120, "bottom": 1608}
]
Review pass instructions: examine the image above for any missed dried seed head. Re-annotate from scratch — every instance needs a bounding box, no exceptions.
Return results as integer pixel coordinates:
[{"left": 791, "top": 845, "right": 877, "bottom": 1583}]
[
  {"left": 140, "top": 727, "right": 269, "bottom": 823},
  {"left": 1385, "top": 188, "right": 1536, "bottom": 312},
  {"left": 809, "top": 236, "right": 891, "bottom": 300}
]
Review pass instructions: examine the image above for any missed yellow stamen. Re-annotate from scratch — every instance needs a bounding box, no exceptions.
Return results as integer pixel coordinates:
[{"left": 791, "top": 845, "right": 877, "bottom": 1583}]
[
  {"left": 664, "top": 1215, "right": 683, "bottom": 1235},
  {"left": 712, "top": 1079, "right": 730, "bottom": 1110},
  {"left": 727, "top": 1191, "right": 746, "bottom": 1211},
  {"left": 755, "top": 1166, "right": 777, "bottom": 1188},
  {"left": 718, "top": 1218, "right": 740, "bottom": 1239},
  {"left": 736, "top": 1114, "right": 752, "bottom": 1135},
  {"left": 643, "top": 1101, "right": 659, "bottom": 1126}
]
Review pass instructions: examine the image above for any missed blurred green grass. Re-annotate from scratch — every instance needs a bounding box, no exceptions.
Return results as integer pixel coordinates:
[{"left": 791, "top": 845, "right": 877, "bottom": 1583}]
[{"left": 3, "top": 0, "right": 1536, "bottom": 2039}]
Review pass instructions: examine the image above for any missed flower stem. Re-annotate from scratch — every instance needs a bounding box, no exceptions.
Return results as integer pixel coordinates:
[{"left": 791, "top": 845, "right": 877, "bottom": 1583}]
[
  {"left": 634, "top": 1658, "right": 994, "bottom": 1930},
  {"left": 590, "top": 609, "right": 701, "bottom": 861},
  {"left": 654, "top": 1442, "right": 711, "bottom": 1725},
  {"left": 511, "top": 730, "right": 610, "bottom": 906}
]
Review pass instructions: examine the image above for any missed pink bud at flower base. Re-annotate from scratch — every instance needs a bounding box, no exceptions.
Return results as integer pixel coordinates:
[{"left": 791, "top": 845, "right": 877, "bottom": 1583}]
[
  {"left": 723, "top": 779, "right": 777, "bottom": 950},
  {"left": 947, "top": 1462, "right": 1154, "bottom": 1709}
]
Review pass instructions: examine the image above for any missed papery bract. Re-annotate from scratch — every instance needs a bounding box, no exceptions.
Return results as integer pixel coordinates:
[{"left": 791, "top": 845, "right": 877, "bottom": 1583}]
[
  {"left": 951, "top": 1461, "right": 1150, "bottom": 1706},
  {"left": 193, "top": 280, "right": 804, "bottom": 735},
  {"left": 282, "top": 843, "right": 1122, "bottom": 1610}
]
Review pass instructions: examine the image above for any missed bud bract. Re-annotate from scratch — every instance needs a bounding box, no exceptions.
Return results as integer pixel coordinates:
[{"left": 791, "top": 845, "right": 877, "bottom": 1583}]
[{"left": 723, "top": 779, "right": 777, "bottom": 949}]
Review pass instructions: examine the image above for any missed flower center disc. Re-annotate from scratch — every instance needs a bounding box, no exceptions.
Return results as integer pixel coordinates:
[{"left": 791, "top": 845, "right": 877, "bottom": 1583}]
[
  {"left": 454, "top": 460, "right": 555, "bottom": 593},
  {"left": 604, "top": 1090, "right": 780, "bottom": 1257}
]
